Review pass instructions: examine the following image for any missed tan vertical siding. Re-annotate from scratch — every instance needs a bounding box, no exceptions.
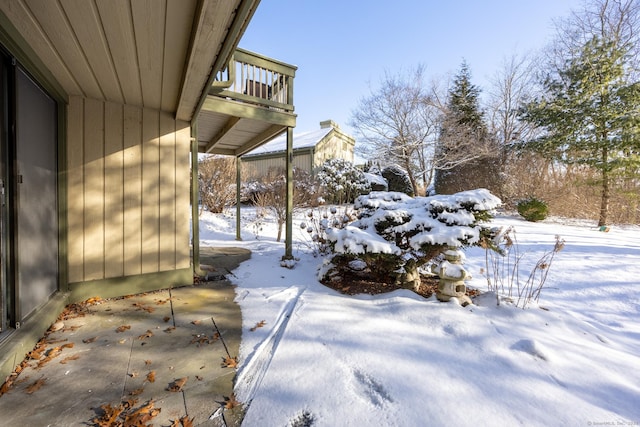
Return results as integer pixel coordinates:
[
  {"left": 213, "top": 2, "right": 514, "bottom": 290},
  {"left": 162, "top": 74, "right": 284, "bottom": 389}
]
[
  {"left": 123, "top": 105, "right": 143, "bottom": 276},
  {"left": 294, "top": 153, "right": 311, "bottom": 172},
  {"left": 83, "top": 98, "right": 105, "bottom": 280},
  {"left": 67, "top": 97, "right": 84, "bottom": 283},
  {"left": 67, "top": 96, "right": 191, "bottom": 285},
  {"left": 141, "top": 108, "right": 160, "bottom": 274},
  {"left": 104, "top": 102, "right": 124, "bottom": 278},
  {"left": 159, "top": 111, "right": 176, "bottom": 270}
]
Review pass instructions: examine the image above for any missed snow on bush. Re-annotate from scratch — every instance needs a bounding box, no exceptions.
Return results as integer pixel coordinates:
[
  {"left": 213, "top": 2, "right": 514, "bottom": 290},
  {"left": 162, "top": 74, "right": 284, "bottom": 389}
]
[
  {"left": 320, "top": 188, "right": 502, "bottom": 290},
  {"left": 381, "top": 165, "right": 413, "bottom": 196},
  {"left": 316, "top": 158, "right": 370, "bottom": 204}
]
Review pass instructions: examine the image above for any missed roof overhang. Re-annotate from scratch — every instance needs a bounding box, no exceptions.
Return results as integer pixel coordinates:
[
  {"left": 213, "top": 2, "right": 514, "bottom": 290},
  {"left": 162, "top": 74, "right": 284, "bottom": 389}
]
[{"left": 0, "top": 0, "right": 260, "bottom": 122}]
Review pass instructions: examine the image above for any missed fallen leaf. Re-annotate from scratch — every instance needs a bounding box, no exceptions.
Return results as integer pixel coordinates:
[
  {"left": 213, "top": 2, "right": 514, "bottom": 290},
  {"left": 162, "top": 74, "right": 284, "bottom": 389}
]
[
  {"left": 83, "top": 336, "right": 98, "bottom": 344},
  {"left": 0, "top": 379, "right": 13, "bottom": 396},
  {"left": 190, "top": 333, "right": 218, "bottom": 346},
  {"left": 190, "top": 319, "right": 201, "bottom": 325},
  {"left": 60, "top": 354, "right": 80, "bottom": 364},
  {"left": 221, "top": 356, "right": 238, "bottom": 369},
  {"left": 93, "top": 403, "right": 124, "bottom": 427},
  {"left": 26, "top": 343, "right": 46, "bottom": 360},
  {"left": 129, "top": 387, "right": 144, "bottom": 396},
  {"left": 116, "top": 325, "right": 131, "bottom": 333},
  {"left": 146, "top": 371, "right": 156, "bottom": 383},
  {"left": 250, "top": 320, "right": 267, "bottom": 331},
  {"left": 36, "top": 347, "right": 64, "bottom": 369},
  {"left": 25, "top": 378, "right": 46, "bottom": 394},
  {"left": 224, "top": 393, "right": 240, "bottom": 409},
  {"left": 50, "top": 321, "right": 64, "bottom": 332},
  {"left": 166, "top": 377, "right": 188, "bottom": 392},
  {"left": 195, "top": 375, "right": 203, "bottom": 381},
  {"left": 132, "top": 302, "right": 155, "bottom": 313},
  {"left": 137, "top": 330, "right": 154, "bottom": 340},
  {"left": 123, "top": 399, "right": 138, "bottom": 410},
  {"left": 44, "top": 338, "right": 68, "bottom": 344},
  {"left": 164, "top": 326, "right": 176, "bottom": 333},
  {"left": 125, "top": 400, "right": 160, "bottom": 425},
  {"left": 163, "top": 316, "right": 171, "bottom": 323},
  {"left": 84, "top": 296, "right": 103, "bottom": 305},
  {"left": 180, "top": 415, "right": 195, "bottom": 427},
  {"left": 144, "top": 359, "right": 152, "bottom": 365},
  {"left": 129, "top": 371, "right": 139, "bottom": 378}
]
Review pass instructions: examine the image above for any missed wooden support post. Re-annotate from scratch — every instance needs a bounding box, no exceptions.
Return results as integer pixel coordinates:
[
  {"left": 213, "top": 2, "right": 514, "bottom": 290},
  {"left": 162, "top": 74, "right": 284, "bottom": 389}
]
[
  {"left": 190, "top": 127, "right": 202, "bottom": 276},
  {"left": 284, "top": 126, "right": 294, "bottom": 259},
  {"left": 236, "top": 155, "right": 242, "bottom": 241}
]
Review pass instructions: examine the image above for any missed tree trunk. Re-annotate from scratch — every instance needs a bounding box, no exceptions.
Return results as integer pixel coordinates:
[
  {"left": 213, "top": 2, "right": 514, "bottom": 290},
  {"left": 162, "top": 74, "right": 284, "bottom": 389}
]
[
  {"left": 598, "top": 147, "right": 609, "bottom": 227},
  {"left": 403, "top": 158, "right": 418, "bottom": 196},
  {"left": 276, "top": 219, "right": 284, "bottom": 242}
]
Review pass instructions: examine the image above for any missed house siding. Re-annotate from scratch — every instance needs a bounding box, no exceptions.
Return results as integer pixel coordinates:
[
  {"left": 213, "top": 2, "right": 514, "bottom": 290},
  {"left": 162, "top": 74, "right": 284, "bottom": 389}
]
[
  {"left": 242, "top": 150, "right": 313, "bottom": 179},
  {"left": 241, "top": 122, "right": 356, "bottom": 180},
  {"left": 66, "top": 96, "right": 190, "bottom": 285}
]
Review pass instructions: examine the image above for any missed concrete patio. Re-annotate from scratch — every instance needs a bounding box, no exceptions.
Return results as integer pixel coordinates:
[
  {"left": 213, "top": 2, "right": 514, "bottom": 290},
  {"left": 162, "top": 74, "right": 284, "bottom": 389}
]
[{"left": 0, "top": 247, "right": 250, "bottom": 427}]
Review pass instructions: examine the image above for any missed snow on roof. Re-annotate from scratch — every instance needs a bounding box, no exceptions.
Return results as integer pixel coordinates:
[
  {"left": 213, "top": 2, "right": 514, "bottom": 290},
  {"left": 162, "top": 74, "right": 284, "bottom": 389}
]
[{"left": 243, "top": 127, "right": 333, "bottom": 156}]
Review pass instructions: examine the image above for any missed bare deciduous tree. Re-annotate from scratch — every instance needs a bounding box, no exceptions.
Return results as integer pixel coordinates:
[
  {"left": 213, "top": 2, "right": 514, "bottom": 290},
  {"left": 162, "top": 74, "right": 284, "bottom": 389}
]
[
  {"left": 198, "top": 155, "right": 236, "bottom": 214},
  {"left": 550, "top": 0, "right": 640, "bottom": 74},
  {"left": 350, "top": 65, "right": 442, "bottom": 195}
]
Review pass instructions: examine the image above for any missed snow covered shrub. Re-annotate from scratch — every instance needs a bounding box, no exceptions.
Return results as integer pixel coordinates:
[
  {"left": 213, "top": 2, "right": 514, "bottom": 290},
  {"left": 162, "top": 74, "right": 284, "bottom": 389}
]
[
  {"left": 299, "top": 205, "right": 355, "bottom": 256},
  {"left": 198, "top": 156, "right": 236, "bottom": 214},
  {"left": 320, "top": 189, "right": 502, "bottom": 290},
  {"left": 480, "top": 227, "right": 564, "bottom": 308},
  {"left": 382, "top": 165, "right": 414, "bottom": 196},
  {"left": 517, "top": 197, "right": 548, "bottom": 222},
  {"left": 317, "top": 158, "right": 370, "bottom": 204}
]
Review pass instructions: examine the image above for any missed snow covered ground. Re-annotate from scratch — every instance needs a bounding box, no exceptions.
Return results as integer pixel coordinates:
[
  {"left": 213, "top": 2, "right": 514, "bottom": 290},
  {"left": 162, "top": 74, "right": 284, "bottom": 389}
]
[{"left": 199, "top": 207, "right": 640, "bottom": 427}]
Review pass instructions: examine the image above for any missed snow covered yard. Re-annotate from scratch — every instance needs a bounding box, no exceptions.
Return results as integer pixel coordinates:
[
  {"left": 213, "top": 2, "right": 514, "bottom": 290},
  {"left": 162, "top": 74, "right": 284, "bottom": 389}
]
[{"left": 199, "top": 208, "right": 640, "bottom": 427}]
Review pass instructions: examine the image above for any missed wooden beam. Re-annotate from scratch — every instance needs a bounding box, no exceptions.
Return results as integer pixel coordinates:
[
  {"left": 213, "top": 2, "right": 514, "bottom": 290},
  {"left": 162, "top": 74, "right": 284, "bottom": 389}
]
[
  {"left": 200, "top": 95, "right": 296, "bottom": 128},
  {"left": 204, "top": 116, "right": 241, "bottom": 153},
  {"left": 234, "top": 124, "right": 286, "bottom": 156},
  {"left": 207, "top": 147, "right": 236, "bottom": 156}
]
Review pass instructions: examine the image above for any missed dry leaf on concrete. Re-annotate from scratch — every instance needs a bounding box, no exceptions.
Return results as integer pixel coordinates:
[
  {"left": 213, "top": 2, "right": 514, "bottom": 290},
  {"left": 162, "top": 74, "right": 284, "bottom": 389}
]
[
  {"left": 221, "top": 356, "right": 238, "bottom": 369},
  {"left": 137, "top": 330, "right": 154, "bottom": 340},
  {"left": 167, "top": 377, "right": 188, "bottom": 392},
  {"left": 25, "top": 378, "right": 46, "bottom": 394},
  {"left": 224, "top": 393, "right": 240, "bottom": 409},
  {"left": 60, "top": 354, "right": 80, "bottom": 364}
]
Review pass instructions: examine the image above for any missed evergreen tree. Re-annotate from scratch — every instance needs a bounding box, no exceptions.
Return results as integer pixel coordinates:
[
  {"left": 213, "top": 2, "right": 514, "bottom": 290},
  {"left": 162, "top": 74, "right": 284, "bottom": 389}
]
[
  {"left": 520, "top": 36, "right": 640, "bottom": 226},
  {"left": 434, "top": 61, "right": 501, "bottom": 194}
]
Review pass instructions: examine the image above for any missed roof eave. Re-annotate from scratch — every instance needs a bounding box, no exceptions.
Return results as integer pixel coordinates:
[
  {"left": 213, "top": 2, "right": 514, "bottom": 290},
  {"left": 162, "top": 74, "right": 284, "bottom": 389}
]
[{"left": 177, "top": 0, "right": 261, "bottom": 122}]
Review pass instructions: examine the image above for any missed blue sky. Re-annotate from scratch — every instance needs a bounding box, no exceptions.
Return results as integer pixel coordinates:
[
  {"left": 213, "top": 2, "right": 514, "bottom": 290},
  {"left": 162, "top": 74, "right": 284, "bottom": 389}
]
[{"left": 239, "top": 0, "right": 583, "bottom": 136}]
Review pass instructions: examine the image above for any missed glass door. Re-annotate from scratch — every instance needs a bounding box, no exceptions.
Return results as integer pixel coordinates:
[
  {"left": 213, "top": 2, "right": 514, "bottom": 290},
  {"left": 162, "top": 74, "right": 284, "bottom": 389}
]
[{"left": 0, "top": 51, "right": 9, "bottom": 335}]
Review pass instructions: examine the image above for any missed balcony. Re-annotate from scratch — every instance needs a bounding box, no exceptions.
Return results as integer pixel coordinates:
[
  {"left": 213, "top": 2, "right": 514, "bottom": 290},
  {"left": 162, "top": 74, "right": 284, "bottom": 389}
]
[{"left": 197, "top": 48, "right": 297, "bottom": 156}]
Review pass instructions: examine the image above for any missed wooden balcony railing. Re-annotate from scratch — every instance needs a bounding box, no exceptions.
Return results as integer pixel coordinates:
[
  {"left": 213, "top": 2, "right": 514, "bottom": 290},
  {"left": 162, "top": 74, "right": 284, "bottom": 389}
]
[{"left": 210, "top": 48, "right": 295, "bottom": 113}]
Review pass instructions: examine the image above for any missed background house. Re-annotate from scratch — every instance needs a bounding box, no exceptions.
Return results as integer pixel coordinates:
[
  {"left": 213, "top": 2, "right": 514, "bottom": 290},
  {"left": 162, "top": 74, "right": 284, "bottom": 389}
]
[{"left": 241, "top": 120, "right": 355, "bottom": 179}]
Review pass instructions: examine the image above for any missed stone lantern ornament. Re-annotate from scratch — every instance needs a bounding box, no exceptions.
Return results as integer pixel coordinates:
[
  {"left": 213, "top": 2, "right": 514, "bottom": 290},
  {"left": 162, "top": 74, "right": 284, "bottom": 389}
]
[{"left": 431, "top": 248, "right": 473, "bottom": 306}]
